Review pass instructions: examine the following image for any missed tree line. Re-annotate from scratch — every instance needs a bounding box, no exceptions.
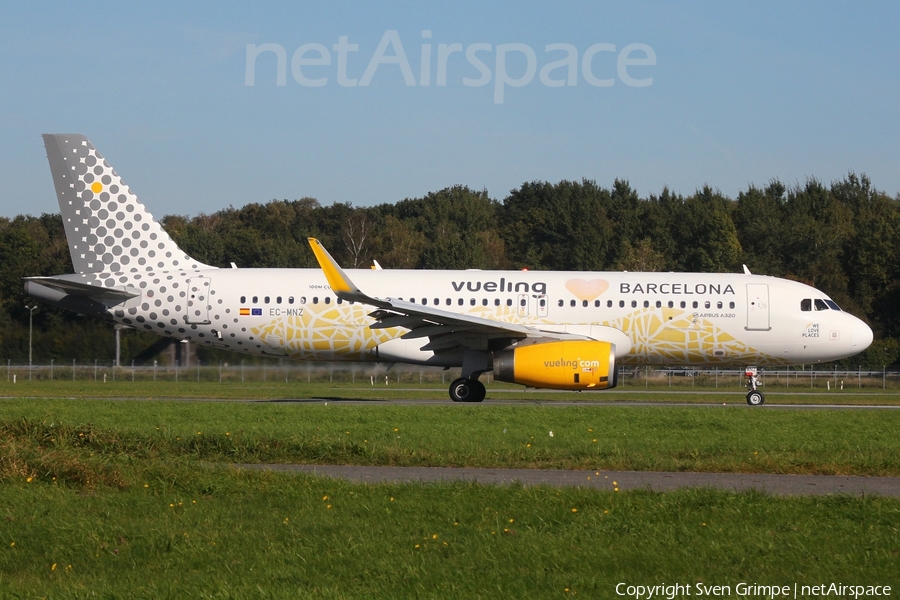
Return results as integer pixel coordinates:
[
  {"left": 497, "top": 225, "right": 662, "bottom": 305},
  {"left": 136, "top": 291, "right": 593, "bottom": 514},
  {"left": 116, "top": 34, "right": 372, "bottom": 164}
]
[{"left": 1, "top": 174, "right": 898, "bottom": 368}]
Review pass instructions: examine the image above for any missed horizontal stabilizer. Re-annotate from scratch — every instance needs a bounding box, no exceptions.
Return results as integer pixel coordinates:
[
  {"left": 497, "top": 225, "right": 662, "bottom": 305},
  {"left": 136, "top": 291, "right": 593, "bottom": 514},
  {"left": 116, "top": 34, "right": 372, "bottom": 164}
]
[{"left": 25, "top": 276, "right": 140, "bottom": 305}]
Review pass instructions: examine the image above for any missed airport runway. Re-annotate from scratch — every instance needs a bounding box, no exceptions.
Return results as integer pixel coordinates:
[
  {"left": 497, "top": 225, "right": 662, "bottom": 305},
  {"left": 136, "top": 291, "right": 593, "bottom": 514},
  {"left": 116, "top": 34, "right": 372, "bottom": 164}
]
[
  {"left": 22, "top": 395, "right": 900, "bottom": 409},
  {"left": 270, "top": 398, "right": 900, "bottom": 409},
  {"left": 236, "top": 464, "right": 900, "bottom": 497}
]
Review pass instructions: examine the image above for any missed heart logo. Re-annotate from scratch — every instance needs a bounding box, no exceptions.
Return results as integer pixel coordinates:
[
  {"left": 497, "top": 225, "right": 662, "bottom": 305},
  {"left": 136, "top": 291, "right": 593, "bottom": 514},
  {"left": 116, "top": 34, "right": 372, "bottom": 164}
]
[{"left": 565, "top": 279, "right": 609, "bottom": 301}]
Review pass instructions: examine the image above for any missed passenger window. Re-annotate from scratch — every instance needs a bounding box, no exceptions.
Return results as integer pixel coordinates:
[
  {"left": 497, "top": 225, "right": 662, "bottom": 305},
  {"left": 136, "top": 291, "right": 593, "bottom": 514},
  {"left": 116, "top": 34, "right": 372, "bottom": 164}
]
[
  {"left": 680, "top": 301, "right": 686, "bottom": 308},
  {"left": 300, "top": 296, "right": 306, "bottom": 304},
  {"left": 312, "top": 297, "right": 318, "bottom": 304},
  {"left": 631, "top": 300, "right": 637, "bottom": 308},
  {"left": 692, "top": 301, "right": 698, "bottom": 309},
  {"left": 288, "top": 296, "right": 294, "bottom": 304},
  {"left": 583, "top": 300, "right": 588, "bottom": 307},
  {"left": 800, "top": 299, "right": 812, "bottom": 311},
  {"left": 539, "top": 298, "right": 546, "bottom": 308},
  {"left": 494, "top": 298, "right": 501, "bottom": 306},
  {"left": 458, "top": 298, "right": 464, "bottom": 306},
  {"left": 482, "top": 299, "right": 488, "bottom": 306},
  {"left": 729, "top": 302, "right": 735, "bottom": 309},
  {"left": 434, "top": 299, "right": 439, "bottom": 306},
  {"left": 619, "top": 300, "right": 625, "bottom": 308},
  {"left": 252, "top": 296, "right": 258, "bottom": 303},
  {"left": 558, "top": 299, "right": 564, "bottom": 307},
  {"left": 814, "top": 299, "right": 829, "bottom": 311},
  {"left": 704, "top": 301, "right": 711, "bottom": 309},
  {"left": 668, "top": 301, "right": 673, "bottom": 308},
  {"left": 717, "top": 301, "right": 723, "bottom": 309},
  {"left": 421, "top": 298, "right": 427, "bottom": 305},
  {"left": 655, "top": 301, "right": 661, "bottom": 308},
  {"left": 446, "top": 299, "right": 452, "bottom": 306},
  {"left": 325, "top": 297, "right": 331, "bottom": 304},
  {"left": 643, "top": 300, "right": 649, "bottom": 308},
  {"left": 521, "top": 298, "right": 527, "bottom": 307},
  {"left": 240, "top": 296, "right": 246, "bottom": 303},
  {"left": 507, "top": 299, "right": 513, "bottom": 307},
  {"left": 607, "top": 300, "right": 613, "bottom": 308},
  {"left": 470, "top": 298, "right": 476, "bottom": 306},
  {"left": 570, "top": 300, "right": 576, "bottom": 307},
  {"left": 264, "top": 296, "right": 270, "bottom": 304},
  {"left": 337, "top": 298, "right": 342, "bottom": 304},
  {"left": 594, "top": 300, "right": 600, "bottom": 307}
]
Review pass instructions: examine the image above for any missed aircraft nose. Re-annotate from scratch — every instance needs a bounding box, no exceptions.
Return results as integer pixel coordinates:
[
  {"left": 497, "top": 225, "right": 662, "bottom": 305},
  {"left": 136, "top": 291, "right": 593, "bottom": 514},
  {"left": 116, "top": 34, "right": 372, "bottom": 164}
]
[{"left": 851, "top": 318, "right": 874, "bottom": 353}]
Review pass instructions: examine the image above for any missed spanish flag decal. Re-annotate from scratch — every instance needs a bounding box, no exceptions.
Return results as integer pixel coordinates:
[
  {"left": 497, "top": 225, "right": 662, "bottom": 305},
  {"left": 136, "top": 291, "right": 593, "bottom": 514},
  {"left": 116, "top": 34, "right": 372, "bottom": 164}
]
[{"left": 239, "top": 308, "right": 250, "bottom": 316}]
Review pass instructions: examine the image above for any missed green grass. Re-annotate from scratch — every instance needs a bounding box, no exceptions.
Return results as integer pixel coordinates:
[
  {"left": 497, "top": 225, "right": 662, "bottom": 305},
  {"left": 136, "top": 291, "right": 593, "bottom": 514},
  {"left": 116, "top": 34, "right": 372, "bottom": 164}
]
[
  {"left": 2, "top": 468, "right": 899, "bottom": 598},
  {"left": 2, "top": 399, "right": 900, "bottom": 476},
  {"left": 2, "top": 398, "right": 899, "bottom": 596}
]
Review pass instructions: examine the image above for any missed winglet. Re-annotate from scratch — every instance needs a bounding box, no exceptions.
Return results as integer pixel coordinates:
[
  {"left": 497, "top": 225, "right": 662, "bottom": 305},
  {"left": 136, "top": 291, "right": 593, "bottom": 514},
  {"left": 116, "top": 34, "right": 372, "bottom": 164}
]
[
  {"left": 307, "top": 238, "right": 388, "bottom": 308},
  {"left": 307, "top": 238, "right": 359, "bottom": 294}
]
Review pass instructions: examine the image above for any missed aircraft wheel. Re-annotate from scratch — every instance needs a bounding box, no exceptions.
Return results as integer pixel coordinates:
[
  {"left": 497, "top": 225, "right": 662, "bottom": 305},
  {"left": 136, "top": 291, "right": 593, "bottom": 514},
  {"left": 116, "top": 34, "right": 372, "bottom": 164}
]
[
  {"left": 746, "top": 390, "right": 765, "bottom": 406},
  {"left": 471, "top": 379, "right": 486, "bottom": 403},
  {"left": 449, "top": 378, "right": 486, "bottom": 403},
  {"left": 450, "top": 378, "right": 474, "bottom": 402}
]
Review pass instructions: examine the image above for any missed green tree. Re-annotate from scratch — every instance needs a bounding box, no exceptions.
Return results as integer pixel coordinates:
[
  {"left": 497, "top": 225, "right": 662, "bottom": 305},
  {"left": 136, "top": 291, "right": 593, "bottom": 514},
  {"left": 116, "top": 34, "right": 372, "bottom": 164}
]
[
  {"left": 733, "top": 181, "right": 787, "bottom": 275},
  {"left": 500, "top": 179, "right": 613, "bottom": 271}
]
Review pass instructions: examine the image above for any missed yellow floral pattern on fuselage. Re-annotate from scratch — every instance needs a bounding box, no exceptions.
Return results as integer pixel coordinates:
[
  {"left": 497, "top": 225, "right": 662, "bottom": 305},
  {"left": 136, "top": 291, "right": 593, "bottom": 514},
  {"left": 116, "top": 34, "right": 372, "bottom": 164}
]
[{"left": 252, "top": 304, "right": 773, "bottom": 364}]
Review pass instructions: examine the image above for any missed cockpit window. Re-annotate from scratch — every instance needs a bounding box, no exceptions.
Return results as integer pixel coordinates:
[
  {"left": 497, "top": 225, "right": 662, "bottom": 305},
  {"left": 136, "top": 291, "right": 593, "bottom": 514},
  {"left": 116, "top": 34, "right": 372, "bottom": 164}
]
[
  {"left": 814, "top": 299, "right": 829, "bottom": 311},
  {"left": 800, "top": 299, "right": 811, "bottom": 311},
  {"left": 825, "top": 300, "right": 842, "bottom": 311}
]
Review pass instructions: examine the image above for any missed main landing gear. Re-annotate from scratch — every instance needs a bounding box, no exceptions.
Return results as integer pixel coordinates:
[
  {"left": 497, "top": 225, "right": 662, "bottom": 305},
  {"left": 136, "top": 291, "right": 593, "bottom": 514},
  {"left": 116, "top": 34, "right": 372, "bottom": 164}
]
[
  {"left": 745, "top": 366, "right": 765, "bottom": 406},
  {"left": 449, "top": 377, "right": 486, "bottom": 403}
]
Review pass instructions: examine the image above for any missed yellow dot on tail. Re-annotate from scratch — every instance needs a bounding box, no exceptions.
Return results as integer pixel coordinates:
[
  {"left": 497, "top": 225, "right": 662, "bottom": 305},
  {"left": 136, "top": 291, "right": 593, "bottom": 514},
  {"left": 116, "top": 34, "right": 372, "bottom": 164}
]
[{"left": 91, "top": 182, "right": 103, "bottom": 193}]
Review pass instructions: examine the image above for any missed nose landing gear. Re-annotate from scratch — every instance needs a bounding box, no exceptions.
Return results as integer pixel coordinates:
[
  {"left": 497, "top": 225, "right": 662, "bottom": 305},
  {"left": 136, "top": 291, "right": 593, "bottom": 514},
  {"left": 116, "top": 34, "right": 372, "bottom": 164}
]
[{"left": 745, "top": 367, "right": 765, "bottom": 405}]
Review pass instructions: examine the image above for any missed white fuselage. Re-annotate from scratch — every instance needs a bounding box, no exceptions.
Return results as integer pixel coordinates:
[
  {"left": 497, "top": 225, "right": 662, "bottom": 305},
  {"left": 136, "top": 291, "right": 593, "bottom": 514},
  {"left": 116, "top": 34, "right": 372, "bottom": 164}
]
[{"left": 101, "top": 266, "right": 872, "bottom": 367}]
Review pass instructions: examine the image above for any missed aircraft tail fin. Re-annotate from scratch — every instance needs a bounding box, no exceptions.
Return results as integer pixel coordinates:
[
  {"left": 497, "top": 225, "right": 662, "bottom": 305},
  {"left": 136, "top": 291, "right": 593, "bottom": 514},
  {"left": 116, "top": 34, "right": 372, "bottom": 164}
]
[{"left": 42, "top": 134, "right": 213, "bottom": 274}]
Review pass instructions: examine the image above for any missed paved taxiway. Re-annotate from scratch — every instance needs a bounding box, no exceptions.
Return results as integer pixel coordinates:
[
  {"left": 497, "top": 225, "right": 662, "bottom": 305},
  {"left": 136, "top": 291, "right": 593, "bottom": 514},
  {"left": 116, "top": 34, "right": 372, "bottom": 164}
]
[
  {"left": 236, "top": 464, "right": 900, "bottom": 497},
  {"left": 12, "top": 394, "right": 898, "bottom": 495},
  {"left": 233, "top": 395, "right": 900, "bottom": 497}
]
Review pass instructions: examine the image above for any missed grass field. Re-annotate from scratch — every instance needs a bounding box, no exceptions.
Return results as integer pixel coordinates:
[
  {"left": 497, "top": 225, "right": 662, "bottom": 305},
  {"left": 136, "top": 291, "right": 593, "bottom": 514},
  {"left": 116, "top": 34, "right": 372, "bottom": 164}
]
[
  {"left": 2, "top": 398, "right": 900, "bottom": 476},
  {"left": 3, "top": 472, "right": 898, "bottom": 598},
  {"left": 2, "top": 395, "right": 899, "bottom": 596}
]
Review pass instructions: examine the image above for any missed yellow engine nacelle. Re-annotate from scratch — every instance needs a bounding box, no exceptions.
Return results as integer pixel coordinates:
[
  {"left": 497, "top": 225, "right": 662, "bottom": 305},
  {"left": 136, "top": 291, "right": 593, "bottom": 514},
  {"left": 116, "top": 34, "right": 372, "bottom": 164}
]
[{"left": 493, "top": 340, "right": 618, "bottom": 391}]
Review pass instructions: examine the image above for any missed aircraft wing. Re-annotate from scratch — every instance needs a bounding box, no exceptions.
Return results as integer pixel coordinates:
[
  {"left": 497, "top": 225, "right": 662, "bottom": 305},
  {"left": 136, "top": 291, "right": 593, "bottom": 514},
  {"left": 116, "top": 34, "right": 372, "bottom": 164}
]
[{"left": 307, "top": 238, "right": 587, "bottom": 353}]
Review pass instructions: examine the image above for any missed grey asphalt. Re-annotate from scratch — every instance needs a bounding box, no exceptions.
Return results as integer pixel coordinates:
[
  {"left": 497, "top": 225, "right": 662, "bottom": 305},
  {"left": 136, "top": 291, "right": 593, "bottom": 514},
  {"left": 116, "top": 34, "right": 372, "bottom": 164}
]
[
  {"left": 235, "top": 464, "right": 900, "bottom": 497},
  {"left": 24, "top": 396, "right": 899, "bottom": 409}
]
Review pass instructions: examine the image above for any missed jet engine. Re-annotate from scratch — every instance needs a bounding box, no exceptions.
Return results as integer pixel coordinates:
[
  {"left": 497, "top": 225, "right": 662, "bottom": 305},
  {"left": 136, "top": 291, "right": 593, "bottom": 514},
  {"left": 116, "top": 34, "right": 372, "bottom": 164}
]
[{"left": 493, "top": 340, "right": 617, "bottom": 391}]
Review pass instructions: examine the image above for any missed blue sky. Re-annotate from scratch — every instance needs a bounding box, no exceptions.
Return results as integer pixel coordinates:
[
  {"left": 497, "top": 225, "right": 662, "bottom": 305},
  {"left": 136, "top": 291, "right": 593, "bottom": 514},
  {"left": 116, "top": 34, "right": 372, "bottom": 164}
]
[{"left": 1, "top": 1, "right": 898, "bottom": 218}]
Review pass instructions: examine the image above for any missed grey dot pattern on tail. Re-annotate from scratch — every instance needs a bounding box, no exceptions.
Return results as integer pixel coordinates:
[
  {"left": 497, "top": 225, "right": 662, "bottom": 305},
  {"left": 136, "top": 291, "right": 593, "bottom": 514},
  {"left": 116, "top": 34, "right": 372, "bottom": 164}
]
[
  {"left": 51, "top": 135, "right": 208, "bottom": 281},
  {"left": 45, "top": 134, "right": 230, "bottom": 346}
]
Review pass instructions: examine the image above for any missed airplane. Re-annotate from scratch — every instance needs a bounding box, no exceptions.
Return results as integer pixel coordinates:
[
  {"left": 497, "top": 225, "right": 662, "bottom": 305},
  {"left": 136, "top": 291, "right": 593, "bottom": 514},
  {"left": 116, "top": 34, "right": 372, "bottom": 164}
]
[{"left": 26, "top": 134, "right": 874, "bottom": 405}]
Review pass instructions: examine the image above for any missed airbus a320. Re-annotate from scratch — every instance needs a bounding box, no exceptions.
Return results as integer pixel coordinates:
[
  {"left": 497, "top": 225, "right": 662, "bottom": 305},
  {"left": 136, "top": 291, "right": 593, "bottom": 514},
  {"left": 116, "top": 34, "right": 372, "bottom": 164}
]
[{"left": 26, "top": 134, "right": 873, "bottom": 404}]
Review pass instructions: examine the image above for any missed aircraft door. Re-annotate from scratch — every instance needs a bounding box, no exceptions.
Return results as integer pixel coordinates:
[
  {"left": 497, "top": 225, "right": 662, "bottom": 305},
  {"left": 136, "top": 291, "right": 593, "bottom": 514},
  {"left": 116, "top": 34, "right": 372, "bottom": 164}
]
[
  {"left": 746, "top": 283, "right": 770, "bottom": 331},
  {"left": 186, "top": 277, "right": 211, "bottom": 324}
]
